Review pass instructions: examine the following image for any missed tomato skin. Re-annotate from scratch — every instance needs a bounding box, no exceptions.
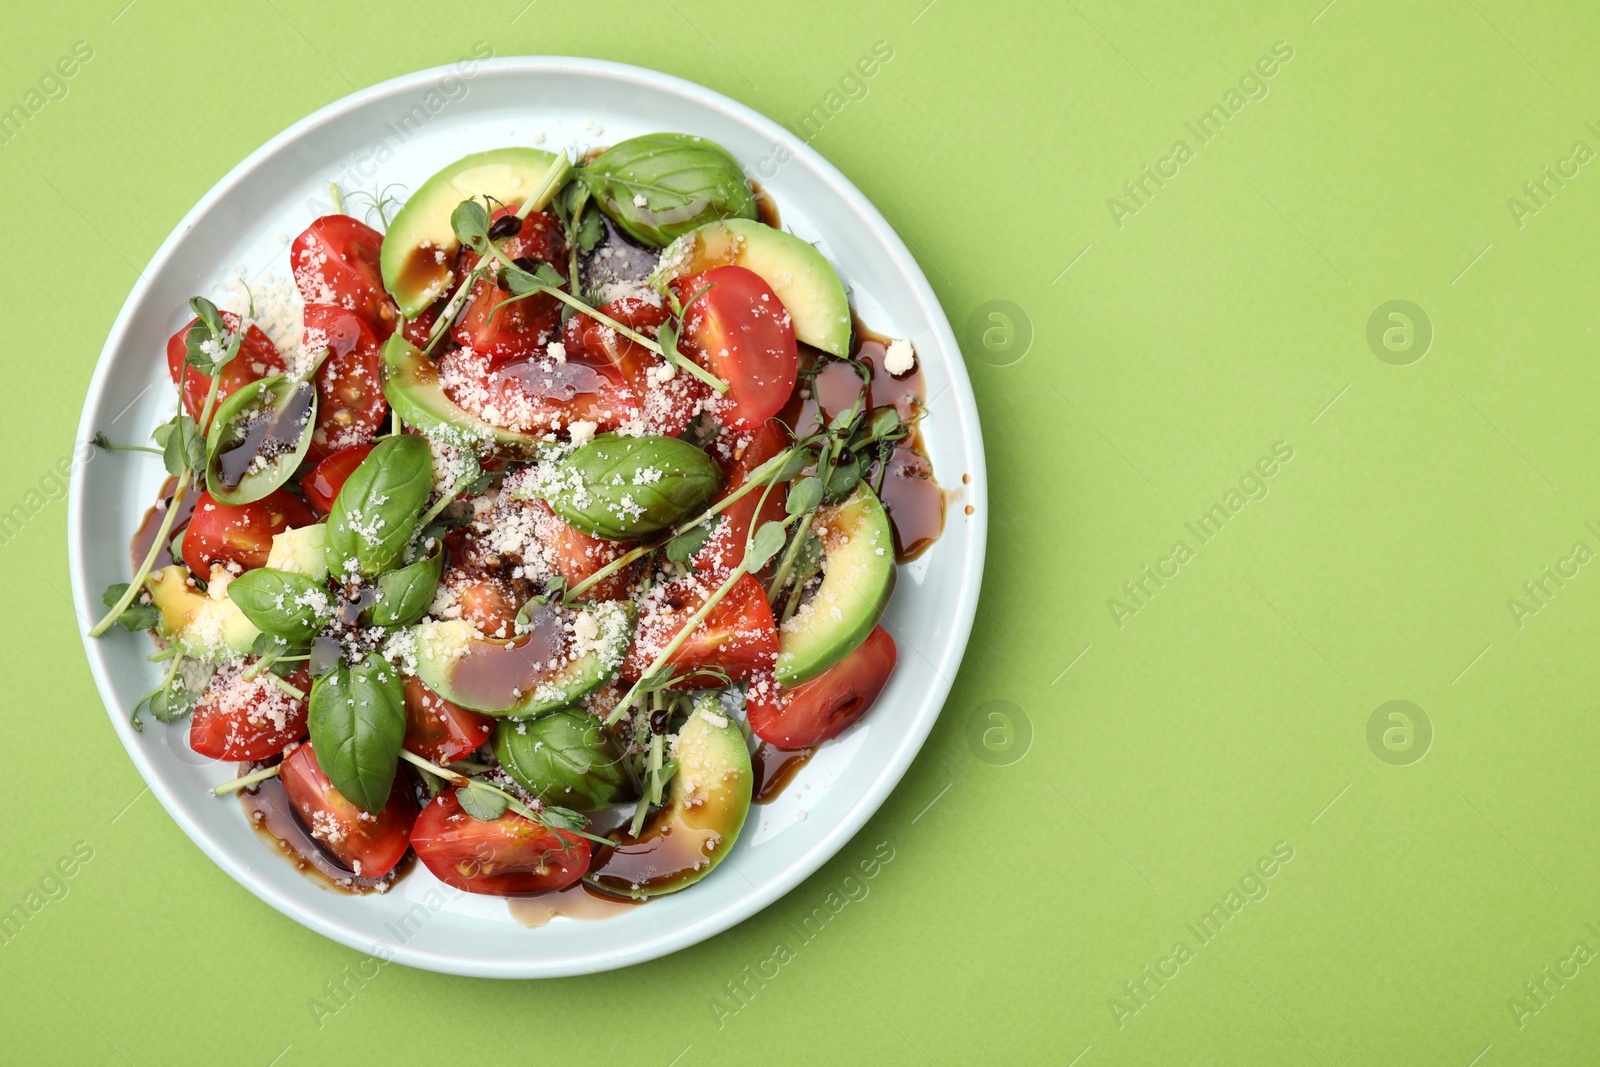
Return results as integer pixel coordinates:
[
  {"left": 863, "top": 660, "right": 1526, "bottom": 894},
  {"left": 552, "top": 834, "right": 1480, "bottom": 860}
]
[
  {"left": 528, "top": 499, "right": 638, "bottom": 601},
  {"left": 453, "top": 209, "right": 567, "bottom": 363},
  {"left": 301, "top": 443, "right": 375, "bottom": 514},
  {"left": 291, "top": 215, "right": 398, "bottom": 340},
  {"left": 165, "top": 311, "right": 285, "bottom": 427},
  {"left": 562, "top": 299, "right": 709, "bottom": 436},
  {"left": 189, "top": 661, "right": 310, "bottom": 761},
  {"left": 182, "top": 489, "right": 315, "bottom": 578},
  {"left": 670, "top": 266, "right": 798, "bottom": 430},
  {"left": 747, "top": 626, "right": 897, "bottom": 748},
  {"left": 279, "top": 742, "right": 418, "bottom": 878},
  {"left": 693, "top": 423, "right": 789, "bottom": 578},
  {"left": 402, "top": 675, "right": 494, "bottom": 764},
  {"left": 410, "top": 788, "right": 590, "bottom": 895},
  {"left": 437, "top": 344, "right": 636, "bottom": 436},
  {"left": 621, "top": 572, "right": 779, "bottom": 685},
  {"left": 301, "top": 304, "right": 388, "bottom": 465}
]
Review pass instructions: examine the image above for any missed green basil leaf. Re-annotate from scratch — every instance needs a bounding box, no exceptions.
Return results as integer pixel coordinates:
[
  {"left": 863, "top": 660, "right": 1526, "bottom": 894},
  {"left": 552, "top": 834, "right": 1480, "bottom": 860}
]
[
  {"left": 101, "top": 582, "right": 159, "bottom": 632},
  {"left": 493, "top": 711, "right": 630, "bottom": 809},
  {"left": 578, "top": 133, "right": 757, "bottom": 247},
  {"left": 785, "top": 476, "right": 823, "bottom": 516},
  {"left": 204, "top": 376, "right": 317, "bottom": 505},
  {"left": 226, "top": 567, "right": 328, "bottom": 645},
  {"left": 535, "top": 433, "right": 721, "bottom": 540},
  {"left": 745, "top": 520, "right": 788, "bottom": 572},
  {"left": 324, "top": 434, "right": 434, "bottom": 579},
  {"left": 308, "top": 656, "right": 406, "bottom": 814},
  {"left": 457, "top": 780, "right": 509, "bottom": 822},
  {"left": 367, "top": 542, "right": 443, "bottom": 628}
]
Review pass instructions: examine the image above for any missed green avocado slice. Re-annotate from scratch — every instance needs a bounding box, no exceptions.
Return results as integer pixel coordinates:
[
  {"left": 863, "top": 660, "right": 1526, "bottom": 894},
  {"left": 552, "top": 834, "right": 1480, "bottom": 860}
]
[
  {"left": 584, "top": 697, "right": 753, "bottom": 899},
  {"left": 145, "top": 565, "right": 260, "bottom": 661},
  {"left": 380, "top": 334, "right": 552, "bottom": 457},
  {"left": 381, "top": 146, "right": 561, "bottom": 318},
  {"left": 408, "top": 602, "right": 630, "bottom": 717},
  {"left": 775, "top": 484, "right": 896, "bottom": 686},
  {"left": 650, "top": 218, "right": 853, "bottom": 357}
]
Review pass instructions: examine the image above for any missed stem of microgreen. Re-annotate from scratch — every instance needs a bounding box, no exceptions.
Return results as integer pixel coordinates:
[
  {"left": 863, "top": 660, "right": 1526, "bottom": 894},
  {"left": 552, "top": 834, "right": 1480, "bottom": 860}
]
[
  {"left": 328, "top": 181, "right": 346, "bottom": 216},
  {"left": 423, "top": 259, "right": 492, "bottom": 356},
  {"left": 213, "top": 764, "right": 282, "bottom": 796},
  {"left": 631, "top": 729, "right": 666, "bottom": 836},
  {"left": 396, "top": 749, "right": 614, "bottom": 847},
  {"left": 266, "top": 674, "right": 305, "bottom": 700},
  {"left": 89, "top": 468, "right": 192, "bottom": 637},
  {"left": 95, "top": 440, "right": 162, "bottom": 455},
  {"left": 513, "top": 152, "right": 573, "bottom": 220},
  {"left": 148, "top": 646, "right": 179, "bottom": 662}
]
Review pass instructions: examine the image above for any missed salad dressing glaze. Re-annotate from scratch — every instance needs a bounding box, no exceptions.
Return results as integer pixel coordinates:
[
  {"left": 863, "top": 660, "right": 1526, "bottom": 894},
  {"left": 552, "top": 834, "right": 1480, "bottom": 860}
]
[
  {"left": 752, "top": 742, "right": 814, "bottom": 803},
  {"left": 130, "top": 475, "right": 199, "bottom": 571},
  {"left": 238, "top": 770, "right": 411, "bottom": 894}
]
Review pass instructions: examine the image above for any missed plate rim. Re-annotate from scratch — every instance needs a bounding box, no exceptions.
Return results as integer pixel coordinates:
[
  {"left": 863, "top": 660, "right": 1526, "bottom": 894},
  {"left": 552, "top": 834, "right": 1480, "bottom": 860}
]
[{"left": 67, "top": 54, "right": 987, "bottom": 978}]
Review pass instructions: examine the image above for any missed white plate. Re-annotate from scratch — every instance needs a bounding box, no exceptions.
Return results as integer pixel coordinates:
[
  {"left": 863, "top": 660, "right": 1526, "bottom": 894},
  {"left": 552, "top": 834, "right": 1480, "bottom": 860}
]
[{"left": 68, "top": 57, "right": 985, "bottom": 978}]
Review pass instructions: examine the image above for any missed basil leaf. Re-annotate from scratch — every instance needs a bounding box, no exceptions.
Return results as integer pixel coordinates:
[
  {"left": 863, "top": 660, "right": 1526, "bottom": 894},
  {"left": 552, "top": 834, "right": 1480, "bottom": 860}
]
[
  {"left": 457, "top": 780, "right": 509, "bottom": 822},
  {"left": 101, "top": 582, "right": 159, "bottom": 632},
  {"left": 367, "top": 542, "right": 443, "bottom": 628},
  {"left": 745, "top": 521, "right": 788, "bottom": 571},
  {"left": 226, "top": 567, "right": 328, "bottom": 645},
  {"left": 578, "top": 133, "right": 757, "bottom": 247},
  {"left": 664, "top": 517, "right": 717, "bottom": 564},
  {"left": 308, "top": 656, "right": 405, "bottom": 814},
  {"left": 535, "top": 433, "right": 721, "bottom": 540},
  {"left": 324, "top": 435, "right": 434, "bottom": 579},
  {"left": 786, "top": 476, "right": 823, "bottom": 516},
  {"left": 493, "top": 711, "right": 630, "bottom": 809},
  {"left": 204, "top": 375, "right": 317, "bottom": 505}
]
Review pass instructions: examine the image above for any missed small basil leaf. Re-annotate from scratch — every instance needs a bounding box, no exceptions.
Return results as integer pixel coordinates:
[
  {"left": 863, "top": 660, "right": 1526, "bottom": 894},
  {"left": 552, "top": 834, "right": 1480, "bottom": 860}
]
[
  {"left": 226, "top": 567, "right": 327, "bottom": 645},
  {"left": 785, "top": 476, "right": 823, "bottom": 516},
  {"left": 325, "top": 435, "right": 434, "bottom": 579},
  {"left": 204, "top": 375, "right": 317, "bottom": 505},
  {"left": 308, "top": 657, "right": 406, "bottom": 814},
  {"left": 744, "top": 521, "right": 788, "bottom": 572},
  {"left": 101, "top": 582, "right": 159, "bottom": 632},
  {"left": 367, "top": 542, "right": 443, "bottom": 628},
  {"left": 578, "top": 133, "right": 757, "bottom": 247},
  {"left": 534, "top": 433, "right": 721, "bottom": 540},
  {"left": 664, "top": 517, "right": 717, "bottom": 564},
  {"left": 456, "top": 780, "right": 509, "bottom": 822},
  {"left": 493, "top": 712, "right": 630, "bottom": 809}
]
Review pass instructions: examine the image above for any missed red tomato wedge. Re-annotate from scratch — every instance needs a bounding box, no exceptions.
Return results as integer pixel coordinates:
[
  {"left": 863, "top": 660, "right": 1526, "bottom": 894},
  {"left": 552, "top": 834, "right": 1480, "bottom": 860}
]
[
  {"left": 746, "top": 626, "right": 897, "bottom": 748},
  {"left": 621, "top": 572, "right": 779, "bottom": 685},
  {"left": 181, "top": 488, "right": 314, "bottom": 578},
  {"left": 402, "top": 675, "right": 495, "bottom": 764},
  {"left": 302, "top": 305, "right": 388, "bottom": 465},
  {"left": 165, "top": 311, "right": 285, "bottom": 427},
  {"left": 300, "top": 443, "right": 375, "bottom": 515},
  {"left": 279, "top": 742, "right": 418, "bottom": 879},
  {"left": 528, "top": 499, "right": 639, "bottom": 601},
  {"left": 453, "top": 208, "right": 567, "bottom": 363},
  {"left": 410, "top": 788, "right": 590, "bottom": 895},
  {"left": 291, "top": 214, "right": 398, "bottom": 339},
  {"left": 189, "top": 661, "right": 310, "bottom": 761},
  {"left": 670, "top": 266, "right": 798, "bottom": 431},
  {"left": 693, "top": 423, "right": 790, "bottom": 579},
  {"left": 562, "top": 298, "right": 710, "bottom": 436},
  {"left": 437, "top": 344, "right": 635, "bottom": 436}
]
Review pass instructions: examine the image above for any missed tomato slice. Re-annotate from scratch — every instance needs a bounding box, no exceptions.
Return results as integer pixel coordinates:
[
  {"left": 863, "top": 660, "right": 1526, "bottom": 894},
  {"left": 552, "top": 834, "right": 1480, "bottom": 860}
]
[
  {"left": 437, "top": 344, "right": 635, "bottom": 436},
  {"left": 410, "top": 788, "right": 591, "bottom": 895},
  {"left": 279, "top": 742, "right": 418, "bottom": 878},
  {"left": 300, "top": 443, "right": 375, "bottom": 515},
  {"left": 452, "top": 208, "right": 567, "bottom": 363},
  {"left": 670, "top": 266, "right": 798, "bottom": 431},
  {"left": 302, "top": 305, "right": 388, "bottom": 465},
  {"left": 182, "top": 488, "right": 315, "bottom": 578},
  {"left": 402, "top": 675, "right": 494, "bottom": 764},
  {"left": 746, "top": 626, "right": 896, "bottom": 748},
  {"left": 165, "top": 311, "right": 285, "bottom": 427},
  {"left": 527, "top": 499, "right": 639, "bottom": 601},
  {"left": 291, "top": 215, "right": 399, "bottom": 340},
  {"left": 693, "top": 423, "right": 790, "bottom": 579},
  {"left": 621, "top": 572, "right": 779, "bottom": 685},
  {"left": 562, "top": 298, "right": 710, "bottom": 436},
  {"left": 189, "top": 661, "right": 310, "bottom": 761}
]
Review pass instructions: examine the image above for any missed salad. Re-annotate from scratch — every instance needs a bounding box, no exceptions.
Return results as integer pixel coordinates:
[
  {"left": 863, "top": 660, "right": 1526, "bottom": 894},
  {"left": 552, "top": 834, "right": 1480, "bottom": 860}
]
[{"left": 89, "top": 133, "right": 942, "bottom": 906}]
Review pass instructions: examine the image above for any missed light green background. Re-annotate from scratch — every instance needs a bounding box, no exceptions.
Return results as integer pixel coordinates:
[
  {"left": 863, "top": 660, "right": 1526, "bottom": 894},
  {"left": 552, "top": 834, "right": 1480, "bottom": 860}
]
[{"left": 4, "top": 0, "right": 1598, "bottom": 1063}]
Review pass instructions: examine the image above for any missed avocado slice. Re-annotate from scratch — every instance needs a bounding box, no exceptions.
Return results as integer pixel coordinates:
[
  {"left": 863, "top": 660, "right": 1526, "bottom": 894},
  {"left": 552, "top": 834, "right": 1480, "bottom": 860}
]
[
  {"left": 775, "top": 484, "right": 895, "bottom": 686},
  {"left": 651, "top": 218, "right": 852, "bottom": 357},
  {"left": 144, "top": 565, "right": 260, "bottom": 661},
  {"left": 408, "top": 601, "right": 630, "bottom": 717},
  {"left": 381, "top": 146, "right": 561, "bottom": 318},
  {"left": 585, "top": 697, "right": 753, "bottom": 899},
  {"left": 380, "top": 334, "right": 553, "bottom": 457},
  {"left": 265, "top": 524, "right": 328, "bottom": 581}
]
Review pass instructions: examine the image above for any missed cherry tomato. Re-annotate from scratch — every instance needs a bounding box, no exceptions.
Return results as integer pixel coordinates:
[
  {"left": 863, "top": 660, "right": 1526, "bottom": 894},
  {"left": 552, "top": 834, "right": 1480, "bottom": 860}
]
[
  {"left": 436, "top": 567, "right": 526, "bottom": 640},
  {"left": 302, "top": 305, "right": 388, "bottom": 465},
  {"left": 399, "top": 302, "right": 441, "bottom": 348},
  {"left": 402, "top": 675, "right": 494, "bottom": 764},
  {"left": 279, "top": 742, "right": 418, "bottom": 878},
  {"left": 291, "top": 215, "right": 399, "bottom": 339},
  {"left": 621, "top": 572, "right": 779, "bottom": 685},
  {"left": 437, "top": 344, "right": 636, "bottom": 436},
  {"left": 670, "top": 266, "right": 798, "bottom": 431},
  {"left": 528, "top": 499, "right": 639, "bottom": 601},
  {"left": 165, "top": 311, "right": 285, "bottom": 427},
  {"left": 182, "top": 489, "right": 315, "bottom": 579},
  {"left": 453, "top": 208, "right": 567, "bottom": 363},
  {"left": 562, "top": 299, "right": 710, "bottom": 436},
  {"left": 188, "top": 660, "right": 310, "bottom": 761},
  {"left": 746, "top": 626, "right": 897, "bottom": 748},
  {"left": 300, "top": 443, "right": 375, "bottom": 515},
  {"left": 693, "top": 423, "right": 789, "bottom": 579},
  {"left": 410, "top": 788, "right": 590, "bottom": 895}
]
